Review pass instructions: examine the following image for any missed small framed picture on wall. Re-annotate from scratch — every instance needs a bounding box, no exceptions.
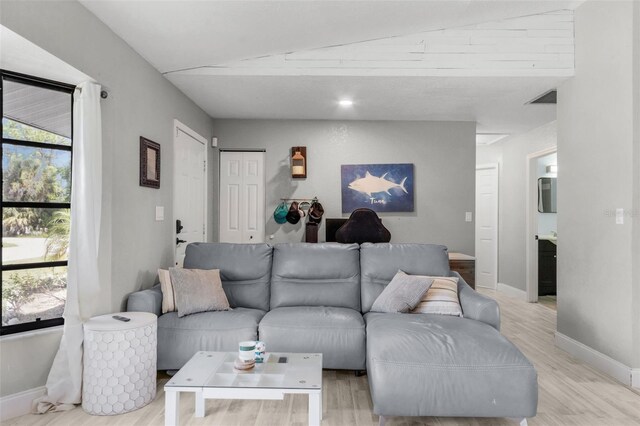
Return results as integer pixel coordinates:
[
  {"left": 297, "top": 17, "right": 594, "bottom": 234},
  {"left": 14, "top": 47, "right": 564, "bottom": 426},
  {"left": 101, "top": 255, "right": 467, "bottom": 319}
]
[{"left": 140, "top": 136, "right": 161, "bottom": 189}]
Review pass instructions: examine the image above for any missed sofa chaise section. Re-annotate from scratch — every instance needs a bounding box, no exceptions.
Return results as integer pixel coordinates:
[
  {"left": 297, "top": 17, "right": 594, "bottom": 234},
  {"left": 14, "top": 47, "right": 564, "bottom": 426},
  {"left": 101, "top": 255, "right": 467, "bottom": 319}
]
[
  {"left": 259, "top": 243, "right": 366, "bottom": 370},
  {"left": 360, "top": 243, "right": 538, "bottom": 420},
  {"left": 365, "top": 313, "right": 537, "bottom": 418}
]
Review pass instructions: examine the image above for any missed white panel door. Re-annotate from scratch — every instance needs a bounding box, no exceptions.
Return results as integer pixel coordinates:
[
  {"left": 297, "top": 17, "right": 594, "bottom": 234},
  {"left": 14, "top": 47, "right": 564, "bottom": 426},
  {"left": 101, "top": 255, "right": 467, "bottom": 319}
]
[
  {"left": 219, "top": 151, "right": 265, "bottom": 243},
  {"left": 475, "top": 165, "right": 499, "bottom": 289},
  {"left": 174, "top": 127, "right": 206, "bottom": 266}
]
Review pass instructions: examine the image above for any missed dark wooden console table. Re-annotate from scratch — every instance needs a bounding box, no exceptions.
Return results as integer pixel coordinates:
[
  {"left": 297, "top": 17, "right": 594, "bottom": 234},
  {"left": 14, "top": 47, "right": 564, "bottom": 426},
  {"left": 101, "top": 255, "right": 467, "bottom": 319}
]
[{"left": 448, "top": 252, "right": 476, "bottom": 289}]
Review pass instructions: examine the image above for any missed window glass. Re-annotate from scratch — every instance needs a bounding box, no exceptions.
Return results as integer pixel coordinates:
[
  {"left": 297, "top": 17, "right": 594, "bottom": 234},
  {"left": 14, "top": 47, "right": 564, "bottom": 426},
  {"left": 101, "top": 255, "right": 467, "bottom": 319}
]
[
  {"left": 2, "top": 208, "right": 70, "bottom": 264},
  {"left": 1, "top": 72, "right": 73, "bottom": 334},
  {"left": 2, "top": 144, "right": 71, "bottom": 203},
  {"left": 1, "top": 266, "right": 67, "bottom": 326},
  {"left": 2, "top": 118, "right": 71, "bottom": 146},
  {"left": 2, "top": 79, "right": 71, "bottom": 146}
]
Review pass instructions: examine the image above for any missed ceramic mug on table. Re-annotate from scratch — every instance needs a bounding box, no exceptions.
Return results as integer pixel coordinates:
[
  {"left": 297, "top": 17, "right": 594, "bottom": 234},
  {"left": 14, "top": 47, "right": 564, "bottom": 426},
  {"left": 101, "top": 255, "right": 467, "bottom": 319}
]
[
  {"left": 238, "top": 341, "right": 256, "bottom": 361},
  {"left": 255, "top": 341, "right": 266, "bottom": 363}
]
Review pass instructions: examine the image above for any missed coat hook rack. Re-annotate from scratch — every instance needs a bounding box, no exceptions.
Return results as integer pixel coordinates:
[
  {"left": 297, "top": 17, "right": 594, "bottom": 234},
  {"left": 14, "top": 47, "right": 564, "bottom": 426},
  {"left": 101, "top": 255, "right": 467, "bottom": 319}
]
[{"left": 280, "top": 197, "right": 318, "bottom": 202}]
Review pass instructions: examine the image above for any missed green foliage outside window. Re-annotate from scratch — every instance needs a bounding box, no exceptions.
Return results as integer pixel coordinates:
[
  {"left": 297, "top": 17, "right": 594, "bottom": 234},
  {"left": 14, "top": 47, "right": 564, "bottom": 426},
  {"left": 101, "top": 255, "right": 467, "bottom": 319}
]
[
  {"left": 2, "top": 119, "right": 71, "bottom": 326},
  {"left": 2, "top": 117, "right": 70, "bottom": 145},
  {"left": 1, "top": 270, "right": 67, "bottom": 324},
  {"left": 2, "top": 119, "right": 72, "bottom": 238}
]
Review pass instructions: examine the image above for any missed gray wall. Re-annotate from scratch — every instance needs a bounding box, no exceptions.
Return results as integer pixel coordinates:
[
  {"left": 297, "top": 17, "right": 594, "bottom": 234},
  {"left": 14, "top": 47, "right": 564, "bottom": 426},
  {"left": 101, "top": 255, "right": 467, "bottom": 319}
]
[
  {"left": 214, "top": 119, "right": 476, "bottom": 253},
  {"left": 557, "top": 0, "right": 636, "bottom": 367},
  {"left": 0, "top": 1, "right": 213, "bottom": 396},
  {"left": 476, "top": 121, "right": 557, "bottom": 291}
]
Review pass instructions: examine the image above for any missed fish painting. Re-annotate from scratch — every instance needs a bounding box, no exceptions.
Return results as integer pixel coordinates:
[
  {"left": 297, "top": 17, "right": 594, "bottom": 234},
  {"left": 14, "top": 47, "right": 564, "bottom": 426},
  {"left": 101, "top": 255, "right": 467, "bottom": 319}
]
[
  {"left": 348, "top": 171, "right": 408, "bottom": 196},
  {"left": 341, "top": 163, "right": 414, "bottom": 213}
]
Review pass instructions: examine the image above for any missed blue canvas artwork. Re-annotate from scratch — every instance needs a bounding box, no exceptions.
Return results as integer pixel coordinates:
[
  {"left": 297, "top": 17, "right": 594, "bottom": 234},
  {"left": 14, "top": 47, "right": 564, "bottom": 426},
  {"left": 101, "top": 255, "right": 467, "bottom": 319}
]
[{"left": 341, "top": 163, "right": 414, "bottom": 213}]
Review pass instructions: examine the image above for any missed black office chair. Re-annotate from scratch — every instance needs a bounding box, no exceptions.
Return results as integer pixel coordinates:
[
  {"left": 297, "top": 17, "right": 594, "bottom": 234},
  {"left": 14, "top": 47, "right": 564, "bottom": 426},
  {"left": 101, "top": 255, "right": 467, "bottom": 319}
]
[{"left": 335, "top": 208, "right": 391, "bottom": 244}]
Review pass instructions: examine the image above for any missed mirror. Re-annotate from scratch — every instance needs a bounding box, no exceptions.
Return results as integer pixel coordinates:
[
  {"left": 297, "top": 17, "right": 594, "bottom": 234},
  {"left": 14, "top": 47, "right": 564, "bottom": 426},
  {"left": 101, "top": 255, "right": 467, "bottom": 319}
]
[{"left": 538, "top": 177, "right": 557, "bottom": 213}]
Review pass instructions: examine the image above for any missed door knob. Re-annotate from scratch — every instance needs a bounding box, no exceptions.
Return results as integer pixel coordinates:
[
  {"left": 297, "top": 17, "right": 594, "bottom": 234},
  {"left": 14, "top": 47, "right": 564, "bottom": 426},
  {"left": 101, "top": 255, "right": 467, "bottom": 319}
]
[{"left": 176, "top": 238, "right": 187, "bottom": 245}]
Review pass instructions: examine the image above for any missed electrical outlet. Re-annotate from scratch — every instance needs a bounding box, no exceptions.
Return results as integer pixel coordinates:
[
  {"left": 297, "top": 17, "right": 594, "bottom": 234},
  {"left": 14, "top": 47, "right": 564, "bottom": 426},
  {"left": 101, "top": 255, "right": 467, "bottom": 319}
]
[
  {"left": 156, "top": 206, "right": 164, "bottom": 221},
  {"left": 465, "top": 212, "right": 473, "bottom": 222},
  {"left": 616, "top": 208, "right": 624, "bottom": 225}
]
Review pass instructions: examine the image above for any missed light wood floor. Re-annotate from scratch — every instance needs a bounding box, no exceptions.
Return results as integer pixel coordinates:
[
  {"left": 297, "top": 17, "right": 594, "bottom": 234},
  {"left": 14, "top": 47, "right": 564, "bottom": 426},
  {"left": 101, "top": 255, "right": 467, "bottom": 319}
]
[
  {"left": 7, "top": 289, "right": 640, "bottom": 426},
  {"left": 537, "top": 296, "right": 557, "bottom": 311}
]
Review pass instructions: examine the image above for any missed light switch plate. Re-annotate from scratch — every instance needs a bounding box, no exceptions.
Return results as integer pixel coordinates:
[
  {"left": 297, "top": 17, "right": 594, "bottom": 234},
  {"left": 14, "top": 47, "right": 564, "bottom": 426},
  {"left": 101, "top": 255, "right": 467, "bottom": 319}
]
[
  {"left": 616, "top": 208, "right": 624, "bottom": 225},
  {"left": 156, "top": 206, "right": 164, "bottom": 221},
  {"left": 465, "top": 212, "right": 473, "bottom": 222}
]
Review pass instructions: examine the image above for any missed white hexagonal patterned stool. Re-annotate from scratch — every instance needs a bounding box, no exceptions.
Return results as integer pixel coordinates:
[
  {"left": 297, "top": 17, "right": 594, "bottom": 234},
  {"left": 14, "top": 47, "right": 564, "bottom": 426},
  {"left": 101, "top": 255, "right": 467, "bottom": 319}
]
[{"left": 82, "top": 312, "right": 157, "bottom": 415}]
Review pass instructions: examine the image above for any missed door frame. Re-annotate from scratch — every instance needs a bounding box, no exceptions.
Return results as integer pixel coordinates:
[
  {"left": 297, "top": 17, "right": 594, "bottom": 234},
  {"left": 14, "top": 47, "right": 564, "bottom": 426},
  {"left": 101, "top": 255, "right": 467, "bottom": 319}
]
[
  {"left": 475, "top": 163, "right": 499, "bottom": 290},
  {"left": 173, "top": 119, "right": 208, "bottom": 265},
  {"left": 525, "top": 146, "right": 557, "bottom": 303}
]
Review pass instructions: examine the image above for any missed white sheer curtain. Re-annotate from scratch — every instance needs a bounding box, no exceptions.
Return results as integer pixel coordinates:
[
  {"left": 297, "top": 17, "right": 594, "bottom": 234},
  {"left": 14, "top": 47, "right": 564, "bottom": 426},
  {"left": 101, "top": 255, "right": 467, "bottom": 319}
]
[{"left": 33, "top": 81, "right": 103, "bottom": 413}]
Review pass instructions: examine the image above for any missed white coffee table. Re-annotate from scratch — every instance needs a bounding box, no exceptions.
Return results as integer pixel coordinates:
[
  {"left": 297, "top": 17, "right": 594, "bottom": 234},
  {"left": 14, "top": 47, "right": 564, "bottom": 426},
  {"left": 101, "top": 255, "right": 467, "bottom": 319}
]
[{"left": 164, "top": 351, "right": 323, "bottom": 426}]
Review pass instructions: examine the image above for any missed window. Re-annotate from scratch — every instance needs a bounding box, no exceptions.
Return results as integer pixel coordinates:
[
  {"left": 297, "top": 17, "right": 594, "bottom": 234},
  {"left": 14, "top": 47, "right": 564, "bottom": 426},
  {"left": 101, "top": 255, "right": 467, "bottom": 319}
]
[{"left": 1, "top": 70, "right": 75, "bottom": 335}]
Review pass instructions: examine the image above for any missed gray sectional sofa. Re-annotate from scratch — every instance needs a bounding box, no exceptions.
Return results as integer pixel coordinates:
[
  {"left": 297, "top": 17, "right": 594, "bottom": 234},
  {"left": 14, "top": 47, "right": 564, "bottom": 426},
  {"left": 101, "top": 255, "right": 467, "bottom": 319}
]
[{"left": 127, "top": 242, "right": 537, "bottom": 422}]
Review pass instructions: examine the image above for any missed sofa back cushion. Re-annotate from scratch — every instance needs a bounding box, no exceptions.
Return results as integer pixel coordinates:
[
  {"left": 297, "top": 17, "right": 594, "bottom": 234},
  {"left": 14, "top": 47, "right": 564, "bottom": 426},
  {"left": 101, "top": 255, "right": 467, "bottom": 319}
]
[
  {"left": 270, "top": 243, "right": 361, "bottom": 310},
  {"left": 360, "top": 243, "right": 450, "bottom": 313},
  {"left": 183, "top": 243, "right": 272, "bottom": 311}
]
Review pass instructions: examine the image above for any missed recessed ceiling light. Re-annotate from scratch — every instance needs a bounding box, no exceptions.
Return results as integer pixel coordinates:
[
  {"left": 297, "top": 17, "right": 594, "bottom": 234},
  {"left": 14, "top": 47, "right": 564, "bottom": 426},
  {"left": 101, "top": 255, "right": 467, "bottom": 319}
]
[{"left": 338, "top": 99, "right": 354, "bottom": 107}]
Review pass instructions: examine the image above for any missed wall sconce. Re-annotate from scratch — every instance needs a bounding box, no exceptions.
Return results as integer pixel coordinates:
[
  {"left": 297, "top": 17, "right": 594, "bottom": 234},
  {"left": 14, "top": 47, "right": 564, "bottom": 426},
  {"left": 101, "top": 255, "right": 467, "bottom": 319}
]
[{"left": 291, "top": 147, "right": 307, "bottom": 178}]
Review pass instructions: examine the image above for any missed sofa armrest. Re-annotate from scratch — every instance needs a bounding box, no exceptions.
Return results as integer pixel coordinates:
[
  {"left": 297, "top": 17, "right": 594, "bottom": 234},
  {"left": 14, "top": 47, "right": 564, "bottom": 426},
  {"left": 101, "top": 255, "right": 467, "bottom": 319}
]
[
  {"left": 127, "top": 284, "right": 162, "bottom": 317},
  {"left": 452, "top": 271, "right": 501, "bottom": 331}
]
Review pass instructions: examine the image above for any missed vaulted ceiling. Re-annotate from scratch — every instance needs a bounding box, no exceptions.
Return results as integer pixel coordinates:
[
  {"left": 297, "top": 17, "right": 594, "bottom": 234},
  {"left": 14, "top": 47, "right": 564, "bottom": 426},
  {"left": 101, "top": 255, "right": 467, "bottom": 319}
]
[{"left": 80, "top": 0, "right": 582, "bottom": 136}]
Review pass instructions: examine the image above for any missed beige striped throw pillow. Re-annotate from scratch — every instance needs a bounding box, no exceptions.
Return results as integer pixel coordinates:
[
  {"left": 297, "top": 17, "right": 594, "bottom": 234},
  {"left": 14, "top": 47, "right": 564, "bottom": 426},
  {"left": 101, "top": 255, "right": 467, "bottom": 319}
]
[
  {"left": 410, "top": 275, "right": 463, "bottom": 317},
  {"left": 158, "top": 268, "right": 176, "bottom": 314}
]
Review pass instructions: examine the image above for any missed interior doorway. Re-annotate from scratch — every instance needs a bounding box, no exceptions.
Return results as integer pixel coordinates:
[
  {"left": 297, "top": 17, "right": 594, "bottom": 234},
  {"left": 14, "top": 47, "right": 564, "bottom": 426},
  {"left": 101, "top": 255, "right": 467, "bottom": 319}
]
[
  {"left": 475, "top": 164, "right": 499, "bottom": 289},
  {"left": 526, "top": 147, "right": 558, "bottom": 306},
  {"left": 173, "top": 120, "right": 208, "bottom": 267},
  {"left": 219, "top": 151, "right": 266, "bottom": 243}
]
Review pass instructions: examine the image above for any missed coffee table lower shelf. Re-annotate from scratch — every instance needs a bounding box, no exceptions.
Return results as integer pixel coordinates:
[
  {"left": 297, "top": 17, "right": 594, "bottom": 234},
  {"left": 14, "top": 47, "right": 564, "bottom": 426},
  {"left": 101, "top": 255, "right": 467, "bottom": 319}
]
[
  {"left": 164, "top": 385, "right": 322, "bottom": 426},
  {"left": 163, "top": 351, "right": 323, "bottom": 426}
]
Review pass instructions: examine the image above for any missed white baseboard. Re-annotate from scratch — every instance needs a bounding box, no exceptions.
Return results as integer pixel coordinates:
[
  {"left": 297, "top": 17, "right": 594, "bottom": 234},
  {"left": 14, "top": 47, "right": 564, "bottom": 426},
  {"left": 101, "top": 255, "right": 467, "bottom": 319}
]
[
  {"left": 555, "top": 332, "right": 633, "bottom": 387},
  {"left": 632, "top": 369, "right": 640, "bottom": 389},
  {"left": 0, "top": 386, "right": 45, "bottom": 421},
  {"left": 496, "top": 283, "right": 527, "bottom": 301}
]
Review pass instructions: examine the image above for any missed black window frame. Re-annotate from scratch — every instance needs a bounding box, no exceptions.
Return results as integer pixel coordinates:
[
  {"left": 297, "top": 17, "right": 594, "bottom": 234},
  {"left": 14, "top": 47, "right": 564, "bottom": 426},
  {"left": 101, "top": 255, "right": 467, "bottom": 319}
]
[{"left": 1, "top": 70, "right": 75, "bottom": 335}]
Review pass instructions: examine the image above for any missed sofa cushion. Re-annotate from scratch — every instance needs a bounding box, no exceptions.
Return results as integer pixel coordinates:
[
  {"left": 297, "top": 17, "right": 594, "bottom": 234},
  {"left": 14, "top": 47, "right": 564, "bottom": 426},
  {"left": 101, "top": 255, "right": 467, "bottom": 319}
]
[
  {"left": 259, "top": 306, "right": 365, "bottom": 370},
  {"left": 360, "top": 243, "right": 450, "bottom": 313},
  {"left": 184, "top": 243, "right": 272, "bottom": 311},
  {"left": 365, "top": 313, "right": 538, "bottom": 417},
  {"left": 370, "top": 271, "right": 433, "bottom": 313},
  {"left": 270, "top": 243, "right": 361, "bottom": 310},
  {"left": 157, "top": 307, "right": 265, "bottom": 370}
]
